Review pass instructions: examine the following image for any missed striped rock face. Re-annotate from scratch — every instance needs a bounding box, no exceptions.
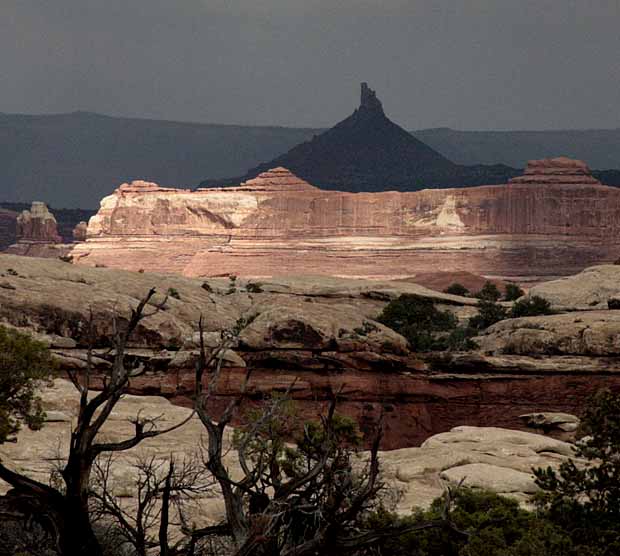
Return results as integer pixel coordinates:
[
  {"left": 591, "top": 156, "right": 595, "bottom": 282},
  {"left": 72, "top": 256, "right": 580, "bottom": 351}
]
[{"left": 70, "top": 161, "right": 620, "bottom": 281}]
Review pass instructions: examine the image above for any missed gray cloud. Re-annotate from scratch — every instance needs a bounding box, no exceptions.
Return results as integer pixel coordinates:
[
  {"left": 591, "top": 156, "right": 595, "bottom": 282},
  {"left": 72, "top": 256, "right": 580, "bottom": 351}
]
[{"left": 1, "top": 0, "right": 619, "bottom": 129}]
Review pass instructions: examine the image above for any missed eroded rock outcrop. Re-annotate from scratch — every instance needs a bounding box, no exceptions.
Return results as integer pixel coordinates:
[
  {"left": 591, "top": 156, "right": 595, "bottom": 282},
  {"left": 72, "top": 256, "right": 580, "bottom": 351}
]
[
  {"left": 15, "top": 202, "right": 62, "bottom": 243},
  {"left": 72, "top": 221, "right": 88, "bottom": 242},
  {"left": 4, "top": 202, "right": 70, "bottom": 258},
  {"left": 71, "top": 159, "right": 620, "bottom": 281},
  {"left": 528, "top": 265, "right": 620, "bottom": 310},
  {"left": 519, "top": 412, "right": 579, "bottom": 441},
  {"left": 1, "top": 255, "right": 619, "bottom": 449}
]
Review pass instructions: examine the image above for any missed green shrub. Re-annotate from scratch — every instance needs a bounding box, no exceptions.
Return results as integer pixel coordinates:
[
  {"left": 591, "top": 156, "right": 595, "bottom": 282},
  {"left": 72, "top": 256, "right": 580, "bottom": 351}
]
[
  {"left": 504, "top": 283, "right": 525, "bottom": 301},
  {"left": 441, "top": 327, "right": 479, "bottom": 351},
  {"left": 469, "top": 300, "right": 508, "bottom": 330},
  {"left": 377, "top": 294, "right": 457, "bottom": 351},
  {"left": 475, "top": 281, "right": 501, "bottom": 302},
  {"left": 166, "top": 287, "right": 181, "bottom": 300},
  {"left": 367, "top": 488, "right": 573, "bottom": 556},
  {"left": 444, "top": 283, "right": 470, "bottom": 297},
  {"left": 510, "top": 295, "right": 552, "bottom": 318},
  {"left": 0, "top": 326, "right": 54, "bottom": 443},
  {"left": 534, "top": 389, "right": 620, "bottom": 553}
]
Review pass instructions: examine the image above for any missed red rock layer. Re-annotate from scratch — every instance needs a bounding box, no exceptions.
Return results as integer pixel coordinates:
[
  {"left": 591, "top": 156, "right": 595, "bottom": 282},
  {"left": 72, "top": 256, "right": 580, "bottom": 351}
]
[
  {"left": 70, "top": 160, "right": 620, "bottom": 280},
  {"left": 112, "top": 365, "right": 620, "bottom": 450}
]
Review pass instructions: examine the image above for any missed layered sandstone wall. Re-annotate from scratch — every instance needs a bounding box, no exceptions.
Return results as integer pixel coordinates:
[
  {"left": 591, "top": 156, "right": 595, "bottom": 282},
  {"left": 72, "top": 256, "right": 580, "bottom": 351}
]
[{"left": 71, "top": 160, "right": 620, "bottom": 279}]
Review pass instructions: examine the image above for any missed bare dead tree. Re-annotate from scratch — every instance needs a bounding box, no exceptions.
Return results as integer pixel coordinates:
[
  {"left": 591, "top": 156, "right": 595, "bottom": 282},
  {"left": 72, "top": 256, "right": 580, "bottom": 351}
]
[
  {"left": 0, "top": 289, "right": 194, "bottom": 556},
  {"left": 183, "top": 314, "right": 475, "bottom": 556},
  {"left": 187, "top": 317, "right": 401, "bottom": 556},
  {"left": 90, "top": 452, "right": 215, "bottom": 556}
]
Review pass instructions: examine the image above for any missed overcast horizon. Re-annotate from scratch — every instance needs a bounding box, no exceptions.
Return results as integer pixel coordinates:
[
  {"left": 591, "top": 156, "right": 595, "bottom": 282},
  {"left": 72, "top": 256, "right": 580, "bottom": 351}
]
[{"left": 2, "top": 1, "right": 619, "bottom": 131}]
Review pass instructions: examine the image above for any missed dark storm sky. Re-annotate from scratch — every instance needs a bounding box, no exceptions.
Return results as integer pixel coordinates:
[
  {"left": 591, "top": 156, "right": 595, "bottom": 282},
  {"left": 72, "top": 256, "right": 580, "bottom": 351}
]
[{"left": 2, "top": 0, "right": 619, "bottom": 130}]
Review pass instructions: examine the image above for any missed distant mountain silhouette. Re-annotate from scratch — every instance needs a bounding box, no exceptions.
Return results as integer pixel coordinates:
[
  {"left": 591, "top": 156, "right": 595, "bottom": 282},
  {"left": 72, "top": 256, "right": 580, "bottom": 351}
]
[
  {"left": 0, "top": 112, "right": 319, "bottom": 208},
  {"left": 413, "top": 127, "right": 620, "bottom": 170},
  {"left": 2, "top": 100, "right": 620, "bottom": 209},
  {"left": 204, "top": 84, "right": 519, "bottom": 191}
]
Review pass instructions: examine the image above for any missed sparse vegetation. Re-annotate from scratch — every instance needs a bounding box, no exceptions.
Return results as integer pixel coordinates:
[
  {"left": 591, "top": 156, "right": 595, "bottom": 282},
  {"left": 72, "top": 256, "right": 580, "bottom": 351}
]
[
  {"left": 503, "top": 282, "right": 525, "bottom": 301},
  {"left": 201, "top": 281, "right": 213, "bottom": 292},
  {"left": 441, "top": 327, "right": 479, "bottom": 351},
  {"left": 166, "top": 286, "right": 181, "bottom": 300},
  {"left": 468, "top": 300, "right": 508, "bottom": 331},
  {"left": 378, "top": 295, "right": 484, "bottom": 351},
  {"left": 226, "top": 275, "right": 237, "bottom": 294},
  {"left": 367, "top": 488, "right": 573, "bottom": 556},
  {"left": 377, "top": 294, "right": 458, "bottom": 351},
  {"left": 379, "top": 290, "right": 553, "bottom": 349},
  {"left": 353, "top": 320, "right": 379, "bottom": 336},
  {"left": 475, "top": 281, "right": 502, "bottom": 302},
  {"left": 509, "top": 295, "right": 553, "bottom": 318},
  {"left": 534, "top": 388, "right": 620, "bottom": 554},
  {"left": 444, "top": 283, "right": 470, "bottom": 297},
  {"left": 245, "top": 282, "right": 263, "bottom": 293},
  {"left": 0, "top": 326, "right": 54, "bottom": 444}
]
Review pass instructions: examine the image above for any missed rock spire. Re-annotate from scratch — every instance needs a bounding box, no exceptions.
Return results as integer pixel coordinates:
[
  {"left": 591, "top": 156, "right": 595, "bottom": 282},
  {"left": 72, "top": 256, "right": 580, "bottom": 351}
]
[
  {"left": 16, "top": 202, "right": 62, "bottom": 243},
  {"left": 359, "top": 82, "right": 384, "bottom": 113}
]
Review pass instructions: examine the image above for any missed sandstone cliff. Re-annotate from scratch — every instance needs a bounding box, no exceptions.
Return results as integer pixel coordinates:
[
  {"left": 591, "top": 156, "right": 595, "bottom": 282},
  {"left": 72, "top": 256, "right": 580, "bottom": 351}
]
[{"left": 72, "top": 159, "right": 620, "bottom": 280}]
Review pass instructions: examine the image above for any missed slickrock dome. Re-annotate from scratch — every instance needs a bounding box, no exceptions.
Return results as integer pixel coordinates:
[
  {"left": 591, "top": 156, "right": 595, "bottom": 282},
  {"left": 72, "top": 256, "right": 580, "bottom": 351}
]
[{"left": 509, "top": 157, "right": 602, "bottom": 186}]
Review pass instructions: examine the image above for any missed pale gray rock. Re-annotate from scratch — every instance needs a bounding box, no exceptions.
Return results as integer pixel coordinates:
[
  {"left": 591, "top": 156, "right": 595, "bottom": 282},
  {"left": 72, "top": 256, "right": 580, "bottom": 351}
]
[{"left": 530, "top": 265, "right": 620, "bottom": 310}]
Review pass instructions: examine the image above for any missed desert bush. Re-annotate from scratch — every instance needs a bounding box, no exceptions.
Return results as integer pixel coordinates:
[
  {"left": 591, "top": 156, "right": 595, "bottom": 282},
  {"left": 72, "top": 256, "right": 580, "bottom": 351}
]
[
  {"left": 246, "top": 282, "right": 263, "bottom": 293},
  {"left": 377, "top": 294, "right": 457, "bottom": 351},
  {"left": 503, "top": 283, "right": 525, "bottom": 301},
  {"left": 534, "top": 389, "right": 620, "bottom": 554},
  {"left": 509, "top": 295, "right": 553, "bottom": 318},
  {"left": 0, "top": 326, "right": 54, "bottom": 444},
  {"left": 226, "top": 275, "right": 237, "bottom": 294},
  {"left": 468, "top": 300, "right": 508, "bottom": 331},
  {"left": 444, "top": 283, "right": 470, "bottom": 297},
  {"left": 439, "top": 327, "right": 479, "bottom": 351},
  {"left": 475, "top": 281, "right": 501, "bottom": 302},
  {"left": 166, "top": 286, "right": 181, "bottom": 300},
  {"left": 366, "top": 488, "right": 573, "bottom": 556}
]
